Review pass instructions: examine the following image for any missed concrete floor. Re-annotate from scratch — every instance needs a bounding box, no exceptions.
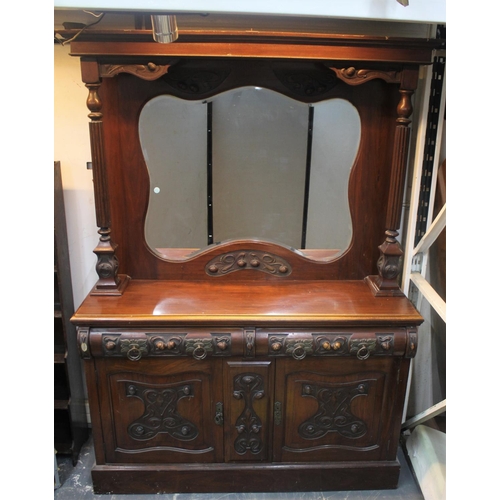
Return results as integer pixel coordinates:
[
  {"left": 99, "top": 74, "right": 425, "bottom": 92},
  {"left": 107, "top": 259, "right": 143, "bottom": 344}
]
[{"left": 54, "top": 434, "right": 424, "bottom": 500}]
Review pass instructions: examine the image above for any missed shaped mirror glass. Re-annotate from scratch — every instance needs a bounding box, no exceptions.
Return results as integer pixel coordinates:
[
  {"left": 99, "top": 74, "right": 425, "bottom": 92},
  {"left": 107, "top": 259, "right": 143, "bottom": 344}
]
[{"left": 139, "top": 87, "right": 361, "bottom": 261}]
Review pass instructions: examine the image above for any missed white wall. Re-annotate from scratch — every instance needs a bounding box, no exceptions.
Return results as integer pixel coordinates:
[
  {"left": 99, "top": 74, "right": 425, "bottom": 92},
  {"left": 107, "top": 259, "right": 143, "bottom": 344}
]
[
  {"left": 54, "top": 43, "right": 98, "bottom": 308},
  {"left": 54, "top": 0, "right": 446, "bottom": 23}
]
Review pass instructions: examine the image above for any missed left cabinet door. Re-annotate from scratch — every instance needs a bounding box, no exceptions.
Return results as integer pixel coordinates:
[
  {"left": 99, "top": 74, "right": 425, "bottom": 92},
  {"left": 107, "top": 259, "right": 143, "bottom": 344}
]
[{"left": 96, "top": 357, "right": 224, "bottom": 464}]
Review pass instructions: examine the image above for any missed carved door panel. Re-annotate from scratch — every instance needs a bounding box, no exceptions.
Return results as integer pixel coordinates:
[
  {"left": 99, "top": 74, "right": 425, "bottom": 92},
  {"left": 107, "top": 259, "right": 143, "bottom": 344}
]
[
  {"left": 97, "top": 357, "right": 224, "bottom": 463},
  {"left": 273, "top": 357, "right": 401, "bottom": 462},
  {"left": 223, "top": 361, "right": 274, "bottom": 462}
]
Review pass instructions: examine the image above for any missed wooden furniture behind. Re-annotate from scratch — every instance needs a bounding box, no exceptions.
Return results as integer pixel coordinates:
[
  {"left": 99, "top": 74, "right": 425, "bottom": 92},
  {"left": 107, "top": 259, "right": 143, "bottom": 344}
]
[
  {"left": 65, "top": 18, "right": 443, "bottom": 494},
  {"left": 54, "top": 161, "right": 88, "bottom": 464}
]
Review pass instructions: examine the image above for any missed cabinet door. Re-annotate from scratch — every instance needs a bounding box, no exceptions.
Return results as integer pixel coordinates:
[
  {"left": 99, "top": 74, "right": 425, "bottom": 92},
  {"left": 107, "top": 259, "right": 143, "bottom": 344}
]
[
  {"left": 223, "top": 361, "right": 274, "bottom": 462},
  {"left": 96, "top": 357, "right": 224, "bottom": 463},
  {"left": 273, "top": 357, "right": 404, "bottom": 462}
]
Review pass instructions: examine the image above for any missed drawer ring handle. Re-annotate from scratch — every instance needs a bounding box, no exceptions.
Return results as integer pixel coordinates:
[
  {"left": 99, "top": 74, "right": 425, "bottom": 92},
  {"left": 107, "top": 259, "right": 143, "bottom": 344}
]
[
  {"left": 126, "top": 346, "right": 143, "bottom": 361},
  {"left": 356, "top": 344, "right": 371, "bottom": 360},
  {"left": 292, "top": 344, "right": 307, "bottom": 360},
  {"left": 192, "top": 344, "right": 208, "bottom": 360}
]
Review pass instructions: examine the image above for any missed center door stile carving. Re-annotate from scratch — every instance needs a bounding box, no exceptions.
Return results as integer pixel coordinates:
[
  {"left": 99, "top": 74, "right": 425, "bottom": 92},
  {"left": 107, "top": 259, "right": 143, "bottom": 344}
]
[{"left": 224, "top": 360, "right": 273, "bottom": 462}]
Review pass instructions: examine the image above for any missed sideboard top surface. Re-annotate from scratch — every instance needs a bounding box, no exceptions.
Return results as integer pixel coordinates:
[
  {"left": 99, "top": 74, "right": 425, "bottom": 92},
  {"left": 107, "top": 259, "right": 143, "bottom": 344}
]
[{"left": 72, "top": 279, "right": 423, "bottom": 327}]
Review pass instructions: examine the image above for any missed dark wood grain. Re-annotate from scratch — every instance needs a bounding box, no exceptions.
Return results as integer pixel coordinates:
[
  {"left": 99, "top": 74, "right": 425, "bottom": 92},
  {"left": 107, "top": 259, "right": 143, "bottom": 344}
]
[
  {"left": 273, "top": 356, "right": 409, "bottom": 463},
  {"left": 91, "top": 460, "right": 401, "bottom": 494}
]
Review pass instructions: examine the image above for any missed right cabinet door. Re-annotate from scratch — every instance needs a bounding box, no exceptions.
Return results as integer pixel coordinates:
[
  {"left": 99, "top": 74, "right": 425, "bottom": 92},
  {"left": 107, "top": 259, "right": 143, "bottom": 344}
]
[{"left": 273, "top": 357, "right": 406, "bottom": 463}]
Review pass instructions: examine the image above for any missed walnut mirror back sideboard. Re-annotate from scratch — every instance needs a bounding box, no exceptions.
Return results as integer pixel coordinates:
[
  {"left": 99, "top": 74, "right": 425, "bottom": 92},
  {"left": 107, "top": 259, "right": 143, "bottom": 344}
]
[{"left": 66, "top": 17, "right": 443, "bottom": 494}]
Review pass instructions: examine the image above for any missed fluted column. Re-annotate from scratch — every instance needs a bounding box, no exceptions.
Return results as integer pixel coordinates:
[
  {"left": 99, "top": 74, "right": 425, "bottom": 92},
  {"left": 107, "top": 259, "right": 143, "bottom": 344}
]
[
  {"left": 366, "top": 68, "right": 418, "bottom": 296},
  {"left": 82, "top": 59, "right": 129, "bottom": 295}
]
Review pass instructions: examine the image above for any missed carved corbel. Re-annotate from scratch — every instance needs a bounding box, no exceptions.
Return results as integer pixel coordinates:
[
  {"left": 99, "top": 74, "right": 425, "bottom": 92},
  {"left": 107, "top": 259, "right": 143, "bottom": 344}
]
[
  {"left": 329, "top": 66, "right": 401, "bottom": 86},
  {"left": 82, "top": 59, "right": 130, "bottom": 295},
  {"left": 77, "top": 327, "right": 91, "bottom": 359},
  {"left": 405, "top": 328, "right": 418, "bottom": 358},
  {"left": 99, "top": 62, "right": 171, "bottom": 80},
  {"left": 366, "top": 68, "right": 419, "bottom": 296}
]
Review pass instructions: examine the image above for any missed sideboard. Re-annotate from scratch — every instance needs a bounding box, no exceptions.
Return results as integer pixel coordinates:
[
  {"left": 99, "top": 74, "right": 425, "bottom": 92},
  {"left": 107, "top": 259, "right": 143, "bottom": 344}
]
[{"left": 63, "top": 14, "right": 443, "bottom": 494}]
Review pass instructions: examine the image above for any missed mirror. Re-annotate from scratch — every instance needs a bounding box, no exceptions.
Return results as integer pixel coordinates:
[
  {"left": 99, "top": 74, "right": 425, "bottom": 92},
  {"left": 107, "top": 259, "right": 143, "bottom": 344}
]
[{"left": 139, "top": 87, "right": 361, "bottom": 261}]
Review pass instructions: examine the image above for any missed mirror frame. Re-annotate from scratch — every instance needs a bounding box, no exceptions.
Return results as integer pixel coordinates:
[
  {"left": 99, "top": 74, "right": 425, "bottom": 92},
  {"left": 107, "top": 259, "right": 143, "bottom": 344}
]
[
  {"left": 139, "top": 87, "right": 361, "bottom": 259},
  {"left": 71, "top": 32, "right": 439, "bottom": 296}
]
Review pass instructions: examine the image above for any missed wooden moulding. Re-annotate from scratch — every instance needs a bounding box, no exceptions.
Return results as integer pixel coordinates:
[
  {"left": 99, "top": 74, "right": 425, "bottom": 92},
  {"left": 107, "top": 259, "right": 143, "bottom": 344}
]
[
  {"left": 69, "top": 30, "right": 443, "bottom": 64},
  {"left": 91, "top": 460, "right": 401, "bottom": 494}
]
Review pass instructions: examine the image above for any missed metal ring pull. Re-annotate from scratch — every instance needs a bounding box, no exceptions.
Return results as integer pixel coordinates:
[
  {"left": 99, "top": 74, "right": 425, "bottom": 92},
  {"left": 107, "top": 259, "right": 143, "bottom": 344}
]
[
  {"left": 192, "top": 343, "right": 208, "bottom": 360},
  {"left": 127, "top": 346, "right": 143, "bottom": 361},
  {"left": 356, "top": 344, "right": 371, "bottom": 360},
  {"left": 292, "top": 344, "right": 307, "bottom": 360}
]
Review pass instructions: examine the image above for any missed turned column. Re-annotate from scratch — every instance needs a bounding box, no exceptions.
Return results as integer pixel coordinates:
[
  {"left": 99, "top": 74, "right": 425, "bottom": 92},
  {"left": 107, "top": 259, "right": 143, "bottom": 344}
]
[
  {"left": 81, "top": 59, "right": 130, "bottom": 295},
  {"left": 366, "top": 68, "right": 419, "bottom": 296}
]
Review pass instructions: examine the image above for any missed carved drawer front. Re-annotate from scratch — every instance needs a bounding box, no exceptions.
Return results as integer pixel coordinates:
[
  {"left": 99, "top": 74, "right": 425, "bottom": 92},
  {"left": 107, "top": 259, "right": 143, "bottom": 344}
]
[
  {"left": 258, "top": 327, "right": 415, "bottom": 360},
  {"left": 223, "top": 361, "right": 274, "bottom": 462},
  {"left": 83, "top": 327, "right": 245, "bottom": 360},
  {"left": 97, "top": 357, "right": 224, "bottom": 464},
  {"left": 273, "top": 357, "right": 402, "bottom": 463}
]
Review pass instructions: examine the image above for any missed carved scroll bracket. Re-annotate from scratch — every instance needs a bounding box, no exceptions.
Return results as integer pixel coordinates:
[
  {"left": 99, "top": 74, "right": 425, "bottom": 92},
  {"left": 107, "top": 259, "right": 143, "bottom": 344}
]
[
  {"left": 329, "top": 66, "right": 401, "bottom": 86},
  {"left": 99, "top": 62, "right": 171, "bottom": 80}
]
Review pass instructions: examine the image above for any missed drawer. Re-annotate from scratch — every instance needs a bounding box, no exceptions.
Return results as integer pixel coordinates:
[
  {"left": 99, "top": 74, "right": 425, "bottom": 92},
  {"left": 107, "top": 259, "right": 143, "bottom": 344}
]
[
  {"left": 78, "top": 327, "right": 246, "bottom": 360},
  {"left": 77, "top": 326, "right": 417, "bottom": 361},
  {"left": 255, "top": 327, "right": 417, "bottom": 360}
]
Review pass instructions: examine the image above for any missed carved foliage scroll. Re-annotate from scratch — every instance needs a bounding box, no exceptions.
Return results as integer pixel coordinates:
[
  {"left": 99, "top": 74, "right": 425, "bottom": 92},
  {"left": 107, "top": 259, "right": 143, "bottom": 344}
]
[
  {"left": 233, "top": 373, "right": 265, "bottom": 455},
  {"left": 206, "top": 250, "right": 291, "bottom": 277},
  {"left": 101, "top": 332, "right": 231, "bottom": 360},
  {"left": 163, "top": 67, "right": 231, "bottom": 95},
  {"left": 299, "top": 381, "right": 370, "bottom": 440},
  {"left": 329, "top": 67, "right": 401, "bottom": 86},
  {"left": 126, "top": 383, "right": 199, "bottom": 441},
  {"left": 100, "top": 62, "right": 171, "bottom": 81},
  {"left": 268, "top": 333, "right": 395, "bottom": 359},
  {"left": 273, "top": 67, "right": 338, "bottom": 97}
]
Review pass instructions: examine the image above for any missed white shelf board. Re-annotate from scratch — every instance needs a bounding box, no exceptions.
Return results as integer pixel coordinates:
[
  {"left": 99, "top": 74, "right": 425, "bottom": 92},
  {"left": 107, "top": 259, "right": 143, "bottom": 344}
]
[
  {"left": 406, "top": 425, "right": 446, "bottom": 500},
  {"left": 54, "top": 0, "right": 446, "bottom": 24}
]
